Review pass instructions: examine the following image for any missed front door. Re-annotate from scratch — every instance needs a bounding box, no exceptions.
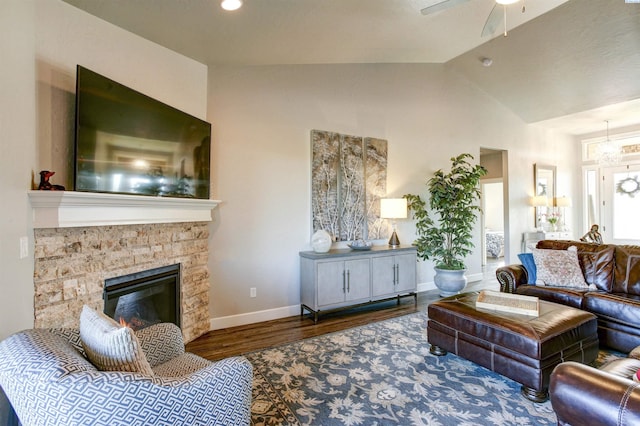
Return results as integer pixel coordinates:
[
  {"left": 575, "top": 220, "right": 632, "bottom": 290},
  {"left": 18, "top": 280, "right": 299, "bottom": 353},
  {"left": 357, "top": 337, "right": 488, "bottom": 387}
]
[{"left": 602, "top": 164, "right": 640, "bottom": 245}]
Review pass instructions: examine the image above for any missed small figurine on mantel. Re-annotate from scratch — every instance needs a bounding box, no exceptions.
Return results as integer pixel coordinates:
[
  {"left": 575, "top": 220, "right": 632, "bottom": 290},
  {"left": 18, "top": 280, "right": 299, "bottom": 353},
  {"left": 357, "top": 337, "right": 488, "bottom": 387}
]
[
  {"left": 38, "top": 170, "right": 65, "bottom": 191},
  {"left": 580, "top": 224, "right": 603, "bottom": 244}
]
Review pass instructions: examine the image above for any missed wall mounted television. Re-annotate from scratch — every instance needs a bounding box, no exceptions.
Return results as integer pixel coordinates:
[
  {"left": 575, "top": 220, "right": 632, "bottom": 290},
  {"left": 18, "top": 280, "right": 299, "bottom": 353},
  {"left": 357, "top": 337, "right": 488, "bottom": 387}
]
[{"left": 74, "top": 65, "right": 211, "bottom": 199}]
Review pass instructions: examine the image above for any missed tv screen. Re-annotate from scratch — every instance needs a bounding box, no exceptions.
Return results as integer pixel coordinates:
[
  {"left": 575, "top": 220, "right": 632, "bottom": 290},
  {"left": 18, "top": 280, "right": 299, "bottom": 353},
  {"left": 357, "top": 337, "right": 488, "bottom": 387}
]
[{"left": 74, "top": 65, "right": 211, "bottom": 199}]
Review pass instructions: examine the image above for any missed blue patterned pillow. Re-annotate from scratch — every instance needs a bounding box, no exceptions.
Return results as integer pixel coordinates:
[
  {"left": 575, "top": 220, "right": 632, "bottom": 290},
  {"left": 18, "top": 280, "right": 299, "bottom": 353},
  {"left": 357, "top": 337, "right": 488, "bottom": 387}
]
[{"left": 517, "top": 253, "right": 537, "bottom": 284}]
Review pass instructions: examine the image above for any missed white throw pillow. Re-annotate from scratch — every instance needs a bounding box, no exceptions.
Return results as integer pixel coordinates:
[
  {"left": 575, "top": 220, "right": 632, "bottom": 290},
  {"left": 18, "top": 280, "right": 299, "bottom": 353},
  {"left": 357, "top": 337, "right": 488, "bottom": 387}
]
[
  {"left": 80, "top": 305, "right": 154, "bottom": 376},
  {"left": 532, "top": 246, "right": 591, "bottom": 289}
]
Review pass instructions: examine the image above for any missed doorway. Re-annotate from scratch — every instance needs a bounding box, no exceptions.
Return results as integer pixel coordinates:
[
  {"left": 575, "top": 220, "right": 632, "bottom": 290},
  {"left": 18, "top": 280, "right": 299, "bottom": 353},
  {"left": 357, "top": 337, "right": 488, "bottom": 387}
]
[{"left": 480, "top": 148, "right": 509, "bottom": 270}]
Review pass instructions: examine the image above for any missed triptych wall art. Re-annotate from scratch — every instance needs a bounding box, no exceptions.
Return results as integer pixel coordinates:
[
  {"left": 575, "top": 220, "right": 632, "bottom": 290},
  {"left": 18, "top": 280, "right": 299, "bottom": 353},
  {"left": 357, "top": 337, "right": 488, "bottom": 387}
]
[{"left": 311, "top": 129, "right": 388, "bottom": 242}]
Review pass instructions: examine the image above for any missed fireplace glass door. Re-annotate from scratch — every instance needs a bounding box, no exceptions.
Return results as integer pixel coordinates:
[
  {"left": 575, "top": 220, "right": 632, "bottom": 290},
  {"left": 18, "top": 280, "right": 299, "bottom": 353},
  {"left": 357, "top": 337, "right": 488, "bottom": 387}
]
[{"left": 104, "top": 264, "right": 180, "bottom": 330}]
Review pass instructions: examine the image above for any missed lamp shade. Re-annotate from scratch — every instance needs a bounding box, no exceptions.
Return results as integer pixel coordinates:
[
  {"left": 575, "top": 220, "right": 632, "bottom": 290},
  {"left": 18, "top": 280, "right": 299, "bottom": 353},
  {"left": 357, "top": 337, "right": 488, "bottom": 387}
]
[
  {"left": 555, "top": 197, "right": 572, "bottom": 208},
  {"left": 530, "top": 196, "right": 548, "bottom": 207},
  {"left": 380, "top": 198, "right": 407, "bottom": 219}
]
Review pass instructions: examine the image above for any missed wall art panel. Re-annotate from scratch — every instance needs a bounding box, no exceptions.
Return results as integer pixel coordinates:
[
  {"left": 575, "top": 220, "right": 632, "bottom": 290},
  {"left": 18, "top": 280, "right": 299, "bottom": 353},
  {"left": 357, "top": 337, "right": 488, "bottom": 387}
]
[
  {"left": 311, "top": 130, "right": 388, "bottom": 242},
  {"left": 311, "top": 131, "right": 340, "bottom": 239},
  {"left": 339, "top": 134, "right": 365, "bottom": 241},
  {"left": 364, "top": 138, "right": 388, "bottom": 240}
]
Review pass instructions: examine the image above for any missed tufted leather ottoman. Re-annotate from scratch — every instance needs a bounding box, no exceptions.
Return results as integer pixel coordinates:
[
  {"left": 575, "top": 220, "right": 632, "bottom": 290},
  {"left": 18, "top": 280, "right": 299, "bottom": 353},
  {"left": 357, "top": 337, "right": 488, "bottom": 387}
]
[{"left": 428, "top": 292, "right": 599, "bottom": 402}]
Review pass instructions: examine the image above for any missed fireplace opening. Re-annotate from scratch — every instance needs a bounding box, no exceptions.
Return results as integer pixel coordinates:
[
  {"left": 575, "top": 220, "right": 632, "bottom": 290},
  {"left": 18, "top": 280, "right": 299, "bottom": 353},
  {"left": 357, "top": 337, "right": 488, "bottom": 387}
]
[{"left": 103, "top": 264, "right": 181, "bottom": 331}]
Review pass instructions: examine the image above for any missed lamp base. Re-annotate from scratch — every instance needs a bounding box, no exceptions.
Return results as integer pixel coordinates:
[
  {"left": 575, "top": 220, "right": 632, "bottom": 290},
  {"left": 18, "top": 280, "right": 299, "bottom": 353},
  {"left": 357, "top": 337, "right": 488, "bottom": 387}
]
[{"left": 388, "top": 231, "right": 400, "bottom": 248}]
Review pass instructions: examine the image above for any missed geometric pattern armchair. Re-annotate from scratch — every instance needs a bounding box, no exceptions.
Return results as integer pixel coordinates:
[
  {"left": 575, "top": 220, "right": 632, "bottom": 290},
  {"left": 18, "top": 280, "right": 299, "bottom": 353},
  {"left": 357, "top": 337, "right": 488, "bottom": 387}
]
[{"left": 0, "top": 323, "right": 253, "bottom": 426}]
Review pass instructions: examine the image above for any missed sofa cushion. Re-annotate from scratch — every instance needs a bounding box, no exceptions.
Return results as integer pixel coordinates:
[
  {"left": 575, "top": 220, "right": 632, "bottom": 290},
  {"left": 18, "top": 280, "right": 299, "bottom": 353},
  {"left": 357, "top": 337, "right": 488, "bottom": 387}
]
[
  {"left": 598, "top": 357, "right": 640, "bottom": 380},
  {"left": 536, "top": 240, "right": 615, "bottom": 292},
  {"left": 516, "top": 284, "right": 586, "bottom": 309},
  {"left": 533, "top": 246, "right": 589, "bottom": 288},
  {"left": 613, "top": 245, "right": 640, "bottom": 295},
  {"left": 153, "top": 352, "right": 212, "bottom": 377},
  {"left": 80, "top": 305, "right": 154, "bottom": 376},
  {"left": 584, "top": 292, "right": 640, "bottom": 330},
  {"left": 517, "top": 253, "right": 537, "bottom": 284}
]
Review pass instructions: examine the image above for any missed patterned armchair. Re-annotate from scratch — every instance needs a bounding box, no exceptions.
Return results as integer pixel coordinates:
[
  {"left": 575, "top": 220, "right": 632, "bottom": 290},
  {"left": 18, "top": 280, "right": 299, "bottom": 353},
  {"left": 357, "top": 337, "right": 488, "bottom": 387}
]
[{"left": 0, "top": 323, "right": 252, "bottom": 426}]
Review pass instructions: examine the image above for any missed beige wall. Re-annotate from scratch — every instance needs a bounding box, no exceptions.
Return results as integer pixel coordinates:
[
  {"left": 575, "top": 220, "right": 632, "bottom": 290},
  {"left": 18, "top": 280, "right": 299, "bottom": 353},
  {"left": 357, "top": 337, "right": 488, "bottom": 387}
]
[
  {"left": 0, "top": 0, "right": 207, "bottom": 340},
  {"left": 206, "top": 63, "right": 580, "bottom": 326},
  {"left": 0, "top": 0, "right": 37, "bottom": 341},
  {"left": 482, "top": 152, "right": 504, "bottom": 180}
]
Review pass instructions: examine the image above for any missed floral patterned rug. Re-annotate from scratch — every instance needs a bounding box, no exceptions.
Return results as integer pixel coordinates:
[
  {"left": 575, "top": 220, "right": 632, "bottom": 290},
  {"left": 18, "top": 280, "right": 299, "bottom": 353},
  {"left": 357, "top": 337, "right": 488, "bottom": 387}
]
[{"left": 245, "top": 311, "right": 593, "bottom": 426}]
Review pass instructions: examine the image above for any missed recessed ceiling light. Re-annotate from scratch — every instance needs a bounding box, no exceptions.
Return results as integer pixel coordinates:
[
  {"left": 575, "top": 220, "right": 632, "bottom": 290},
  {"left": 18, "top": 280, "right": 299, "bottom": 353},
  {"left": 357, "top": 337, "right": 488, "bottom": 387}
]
[
  {"left": 221, "top": 0, "right": 242, "bottom": 11},
  {"left": 496, "top": 0, "right": 519, "bottom": 4}
]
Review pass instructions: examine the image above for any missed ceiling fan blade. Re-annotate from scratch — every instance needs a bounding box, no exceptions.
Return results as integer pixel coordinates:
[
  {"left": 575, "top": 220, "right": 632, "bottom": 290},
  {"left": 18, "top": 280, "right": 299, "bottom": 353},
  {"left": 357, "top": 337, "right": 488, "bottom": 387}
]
[
  {"left": 420, "top": 0, "right": 472, "bottom": 16},
  {"left": 481, "top": 4, "right": 502, "bottom": 37}
]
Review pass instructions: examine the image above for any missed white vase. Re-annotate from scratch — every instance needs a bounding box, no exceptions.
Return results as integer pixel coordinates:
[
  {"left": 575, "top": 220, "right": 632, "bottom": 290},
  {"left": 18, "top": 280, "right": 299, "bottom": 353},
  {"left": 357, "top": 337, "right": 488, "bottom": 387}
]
[
  {"left": 311, "top": 230, "right": 332, "bottom": 253},
  {"left": 434, "top": 267, "right": 468, "bottom": 297}
]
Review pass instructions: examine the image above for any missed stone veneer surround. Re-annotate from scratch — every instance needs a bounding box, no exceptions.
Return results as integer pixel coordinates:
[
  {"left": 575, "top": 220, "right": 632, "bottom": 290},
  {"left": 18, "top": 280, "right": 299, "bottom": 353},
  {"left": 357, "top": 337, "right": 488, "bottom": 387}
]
[{"left": 33, "top": 222, "right": 210, "bottom": 342}]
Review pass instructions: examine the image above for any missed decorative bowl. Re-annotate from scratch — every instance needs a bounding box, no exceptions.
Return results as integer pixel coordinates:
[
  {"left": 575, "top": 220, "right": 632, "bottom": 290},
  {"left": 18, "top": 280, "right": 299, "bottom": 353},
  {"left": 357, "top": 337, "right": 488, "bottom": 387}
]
[{"left": 347, "top": 240, "right": 373, "bottom": 251}]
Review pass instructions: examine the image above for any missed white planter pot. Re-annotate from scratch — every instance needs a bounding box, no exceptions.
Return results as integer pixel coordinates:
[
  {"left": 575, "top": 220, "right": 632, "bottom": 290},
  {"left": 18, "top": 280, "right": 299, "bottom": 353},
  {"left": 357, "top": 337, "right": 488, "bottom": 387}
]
[{"left": 434, "top": 267, "right": 467, "bottom": 297}]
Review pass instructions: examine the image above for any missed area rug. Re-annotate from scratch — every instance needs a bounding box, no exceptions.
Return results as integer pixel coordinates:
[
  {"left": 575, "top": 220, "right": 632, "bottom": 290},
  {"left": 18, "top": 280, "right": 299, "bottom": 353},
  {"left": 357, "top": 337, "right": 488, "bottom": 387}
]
[{"left": 246, "top": 311, "right": 613, "bottom": 426}]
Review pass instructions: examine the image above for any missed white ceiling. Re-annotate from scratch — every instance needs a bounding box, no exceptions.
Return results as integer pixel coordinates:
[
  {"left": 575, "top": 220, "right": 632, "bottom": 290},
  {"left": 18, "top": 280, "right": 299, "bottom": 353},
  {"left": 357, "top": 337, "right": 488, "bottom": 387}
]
[{"left": 62, "top": 0, "right": 640, "bottom": 136}]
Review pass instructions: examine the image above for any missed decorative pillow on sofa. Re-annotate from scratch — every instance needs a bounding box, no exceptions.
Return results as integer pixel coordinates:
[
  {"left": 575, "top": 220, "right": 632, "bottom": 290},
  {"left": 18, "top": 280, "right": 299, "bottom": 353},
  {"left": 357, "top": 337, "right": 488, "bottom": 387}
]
[
  {"left": 517, "top": 253, "right": 537, "bottom": 284},
  {"left": 79, "top": 305, "right": 154, "bottom": 376},
  {"left": 532, "top": 246, "right": 591, "bottom": 289}
]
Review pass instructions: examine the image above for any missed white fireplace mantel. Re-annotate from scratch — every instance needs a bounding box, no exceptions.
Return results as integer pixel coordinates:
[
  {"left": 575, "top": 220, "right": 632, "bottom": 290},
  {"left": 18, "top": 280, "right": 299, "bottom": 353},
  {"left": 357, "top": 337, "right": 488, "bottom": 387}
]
[{"left": 28, "top": 191, "right": 221, "bottom": 228}]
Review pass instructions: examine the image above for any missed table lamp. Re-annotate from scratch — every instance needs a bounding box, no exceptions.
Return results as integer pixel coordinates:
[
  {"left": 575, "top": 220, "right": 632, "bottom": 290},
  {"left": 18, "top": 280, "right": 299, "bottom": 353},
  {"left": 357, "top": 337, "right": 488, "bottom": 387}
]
[
  {"left": 380, "top": 198, "right": 408, "bottom": 248},
  {"left": 530, "top": 195, "right": 548, "bottom": 231},
  {"left": 555, "top": 196, "right": 572, "bottom": 231}
]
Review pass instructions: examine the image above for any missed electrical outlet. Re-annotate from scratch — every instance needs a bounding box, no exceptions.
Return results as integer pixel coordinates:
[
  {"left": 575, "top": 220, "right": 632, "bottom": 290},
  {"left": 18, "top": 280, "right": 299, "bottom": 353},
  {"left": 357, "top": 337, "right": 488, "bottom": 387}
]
[
  {"left": 19, "top": 236, "right": 28, "bottom": 259},
  {"left": 250, "top": 287, "right": 257, "bottom": 298}
]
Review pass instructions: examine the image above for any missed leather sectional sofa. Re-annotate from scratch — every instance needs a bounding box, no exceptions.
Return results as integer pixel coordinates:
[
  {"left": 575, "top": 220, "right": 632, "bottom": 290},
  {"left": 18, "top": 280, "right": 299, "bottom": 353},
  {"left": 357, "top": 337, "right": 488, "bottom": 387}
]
[
  {"left": 497, "top": 240, "right": 640, "bottom": 425},
  {"left": 496, "top": 239, "right": 640, "bottom": 353}
]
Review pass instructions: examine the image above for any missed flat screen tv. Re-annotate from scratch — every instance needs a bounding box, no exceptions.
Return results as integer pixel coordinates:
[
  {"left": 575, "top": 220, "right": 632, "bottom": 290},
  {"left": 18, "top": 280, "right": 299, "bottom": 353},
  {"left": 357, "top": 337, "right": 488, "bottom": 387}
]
[{"left": 74, "top": 65, "right": 211, "bottom": 199}]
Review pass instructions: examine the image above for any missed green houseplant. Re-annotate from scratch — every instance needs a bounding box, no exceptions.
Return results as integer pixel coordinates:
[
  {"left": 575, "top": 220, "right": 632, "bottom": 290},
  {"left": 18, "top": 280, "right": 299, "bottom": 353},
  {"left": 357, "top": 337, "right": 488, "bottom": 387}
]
[{"left": 404, "top": 153, "right": 487, "bottom": 296}]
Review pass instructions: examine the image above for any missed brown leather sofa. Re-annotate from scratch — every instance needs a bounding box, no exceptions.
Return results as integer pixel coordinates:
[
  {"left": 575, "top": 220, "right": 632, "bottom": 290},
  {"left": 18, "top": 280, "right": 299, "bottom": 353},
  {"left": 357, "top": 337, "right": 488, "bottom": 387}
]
[
  {"left": 550, "top": 349, "right": 640, "bottom": 426},
  {"left": 496, "top": 240, "right": 640, "bottom": 353}
]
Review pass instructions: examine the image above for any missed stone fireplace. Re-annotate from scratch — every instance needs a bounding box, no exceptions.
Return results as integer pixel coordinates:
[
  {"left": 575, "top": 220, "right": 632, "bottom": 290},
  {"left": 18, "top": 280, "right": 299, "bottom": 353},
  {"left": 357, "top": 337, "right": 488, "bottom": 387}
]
[{"left": 30, "top": 191, "right": 219, "bottom": 342}]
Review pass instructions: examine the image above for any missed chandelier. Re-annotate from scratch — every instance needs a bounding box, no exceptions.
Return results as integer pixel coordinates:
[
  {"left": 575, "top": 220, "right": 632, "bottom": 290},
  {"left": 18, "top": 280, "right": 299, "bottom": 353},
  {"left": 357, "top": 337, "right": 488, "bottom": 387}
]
[{"left": 597, "top": 120, "right": 622, "bottom": 166}]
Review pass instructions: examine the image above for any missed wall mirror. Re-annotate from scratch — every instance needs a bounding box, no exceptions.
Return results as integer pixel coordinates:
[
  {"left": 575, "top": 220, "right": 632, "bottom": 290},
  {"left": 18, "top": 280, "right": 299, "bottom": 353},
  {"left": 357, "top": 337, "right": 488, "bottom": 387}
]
[
  {"left": 534, "top": 164, "right": 556, "bottom": 201},
  {"left": 533, "top": 163, "right": 556, "bottom": 228}
]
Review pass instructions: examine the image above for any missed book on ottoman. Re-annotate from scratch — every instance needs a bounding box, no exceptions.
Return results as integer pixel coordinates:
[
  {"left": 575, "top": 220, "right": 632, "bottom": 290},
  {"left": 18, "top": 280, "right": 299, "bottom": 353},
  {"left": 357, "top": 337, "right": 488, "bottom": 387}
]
[{"left": 476, "top": 290, "right": 539, "bottom": 316}]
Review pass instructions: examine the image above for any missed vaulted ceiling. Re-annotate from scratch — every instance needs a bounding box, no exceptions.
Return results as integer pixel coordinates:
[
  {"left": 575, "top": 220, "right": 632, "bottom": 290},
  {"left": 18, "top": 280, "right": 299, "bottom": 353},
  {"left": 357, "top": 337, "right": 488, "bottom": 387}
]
[{"left": 62, "top": 0, "right": 640, "bottom": 136}]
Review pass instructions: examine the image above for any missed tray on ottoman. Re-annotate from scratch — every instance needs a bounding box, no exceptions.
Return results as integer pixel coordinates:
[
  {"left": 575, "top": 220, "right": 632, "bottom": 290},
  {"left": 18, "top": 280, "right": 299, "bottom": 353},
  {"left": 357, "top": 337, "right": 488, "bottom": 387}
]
[{"left": 428, "top": 292, "right": 599, "bottom": 402}]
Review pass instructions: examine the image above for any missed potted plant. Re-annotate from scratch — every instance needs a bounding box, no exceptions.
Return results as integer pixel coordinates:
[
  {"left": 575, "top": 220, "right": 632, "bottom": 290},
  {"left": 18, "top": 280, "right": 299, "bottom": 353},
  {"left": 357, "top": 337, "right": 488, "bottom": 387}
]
[{"left": 404, "top": 153, "right": 487, "bottom": 296}]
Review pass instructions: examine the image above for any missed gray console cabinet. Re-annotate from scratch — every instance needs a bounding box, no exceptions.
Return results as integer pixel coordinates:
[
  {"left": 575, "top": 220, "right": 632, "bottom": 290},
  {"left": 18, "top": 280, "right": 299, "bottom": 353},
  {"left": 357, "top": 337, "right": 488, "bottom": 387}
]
[{"left": 300, "top": 245, "right": 417, "bottom": 322}]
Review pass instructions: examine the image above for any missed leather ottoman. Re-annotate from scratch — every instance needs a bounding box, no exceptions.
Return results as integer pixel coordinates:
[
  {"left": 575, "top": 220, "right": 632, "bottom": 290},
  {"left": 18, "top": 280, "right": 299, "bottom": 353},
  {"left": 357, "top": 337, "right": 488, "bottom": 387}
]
[{"left": 428, "top": 292, "right": 599, "bottom": 402}]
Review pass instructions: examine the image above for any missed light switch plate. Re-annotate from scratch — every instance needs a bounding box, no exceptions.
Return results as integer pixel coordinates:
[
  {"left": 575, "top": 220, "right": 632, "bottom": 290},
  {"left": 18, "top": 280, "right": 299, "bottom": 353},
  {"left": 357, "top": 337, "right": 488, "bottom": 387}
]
[{"left": 20, "top": 236, "right": 28, "bottom": 259}]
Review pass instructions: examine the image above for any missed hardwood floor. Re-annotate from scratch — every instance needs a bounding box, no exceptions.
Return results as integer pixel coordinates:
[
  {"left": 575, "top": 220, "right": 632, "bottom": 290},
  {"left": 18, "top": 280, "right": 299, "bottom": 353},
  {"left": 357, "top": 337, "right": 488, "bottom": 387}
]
[{"left": 186, "top": 259, "right": 502, "bottom": 361}]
